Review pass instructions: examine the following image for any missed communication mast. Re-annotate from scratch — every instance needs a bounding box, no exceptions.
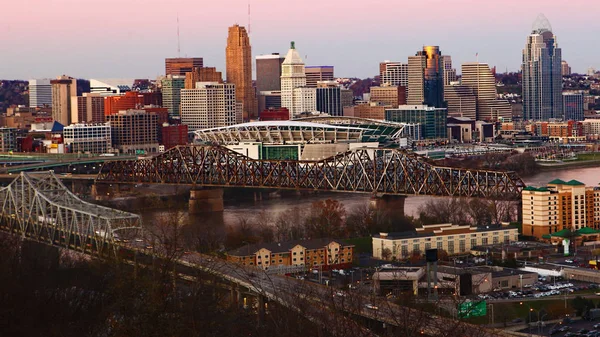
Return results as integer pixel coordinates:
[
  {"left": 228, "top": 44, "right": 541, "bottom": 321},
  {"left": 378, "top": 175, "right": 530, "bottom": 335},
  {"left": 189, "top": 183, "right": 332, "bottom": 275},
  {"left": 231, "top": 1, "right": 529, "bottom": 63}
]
[{"left": 177, "top": 13, "right": 181, "bottom": 58}]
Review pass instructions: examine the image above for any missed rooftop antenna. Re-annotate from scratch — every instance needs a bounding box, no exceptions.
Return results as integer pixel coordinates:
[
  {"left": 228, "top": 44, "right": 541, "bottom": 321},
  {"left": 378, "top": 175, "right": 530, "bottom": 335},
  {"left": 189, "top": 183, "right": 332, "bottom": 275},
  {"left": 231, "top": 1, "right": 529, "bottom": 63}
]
[
  {"left": 248, "top": 0, "right": 251, "bottom": 35},
  {"left": 177, "top": 13, "right": 181, "bottom": 58}
]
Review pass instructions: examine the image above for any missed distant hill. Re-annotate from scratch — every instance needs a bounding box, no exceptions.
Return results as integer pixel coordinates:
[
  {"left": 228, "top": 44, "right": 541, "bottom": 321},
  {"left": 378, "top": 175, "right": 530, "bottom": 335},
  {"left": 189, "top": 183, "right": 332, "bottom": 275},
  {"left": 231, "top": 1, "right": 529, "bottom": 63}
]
[{"left": 0, "top": 80, "right": 28, "bottom": 112}]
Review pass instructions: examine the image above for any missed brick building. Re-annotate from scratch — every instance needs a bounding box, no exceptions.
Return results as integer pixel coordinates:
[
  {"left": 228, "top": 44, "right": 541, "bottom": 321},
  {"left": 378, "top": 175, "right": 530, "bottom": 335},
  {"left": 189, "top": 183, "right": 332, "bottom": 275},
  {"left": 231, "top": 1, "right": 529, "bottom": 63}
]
[
  {"left": 104, "top": 92, "right": 144, "bottom": 116},
  {"left": 160, "top": 124, "right": 188, "bottom": 150},
  {"left": 259, "top": 107, "right": 290, "bottom": 121}
]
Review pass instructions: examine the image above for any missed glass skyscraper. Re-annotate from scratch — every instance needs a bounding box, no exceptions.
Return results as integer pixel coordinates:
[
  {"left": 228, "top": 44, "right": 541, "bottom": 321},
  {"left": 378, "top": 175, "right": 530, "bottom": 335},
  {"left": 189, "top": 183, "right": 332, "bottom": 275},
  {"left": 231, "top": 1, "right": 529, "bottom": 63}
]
[{"left": 522, "top": 14, "right": 563, "bottom": 121}]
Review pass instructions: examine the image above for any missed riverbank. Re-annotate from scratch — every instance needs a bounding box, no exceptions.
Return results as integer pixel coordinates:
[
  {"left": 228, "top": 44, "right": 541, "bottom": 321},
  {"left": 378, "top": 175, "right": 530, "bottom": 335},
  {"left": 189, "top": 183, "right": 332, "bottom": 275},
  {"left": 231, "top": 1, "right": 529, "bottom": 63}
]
[{"left": 536, "top": 159, "right": 600, "bottom": 172}]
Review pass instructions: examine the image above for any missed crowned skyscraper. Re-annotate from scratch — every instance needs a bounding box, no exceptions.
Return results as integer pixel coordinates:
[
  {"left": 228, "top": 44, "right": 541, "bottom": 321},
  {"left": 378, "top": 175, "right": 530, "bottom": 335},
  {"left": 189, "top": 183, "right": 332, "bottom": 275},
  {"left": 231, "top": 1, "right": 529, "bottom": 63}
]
[
  {"left": 522, "top": 14, "right": 563, "bottom": 121},
  {"left": 226, "top": 24, "right": 256, "bottom": 120}
]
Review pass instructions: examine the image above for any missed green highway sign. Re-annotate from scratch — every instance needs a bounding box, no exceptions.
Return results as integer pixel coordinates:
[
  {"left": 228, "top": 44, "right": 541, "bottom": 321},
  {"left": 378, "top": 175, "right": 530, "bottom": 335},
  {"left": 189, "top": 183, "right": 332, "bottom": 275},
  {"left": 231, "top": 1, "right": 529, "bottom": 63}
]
[{"left": 458, "top": 300, "right": 487, "bottom": 318}]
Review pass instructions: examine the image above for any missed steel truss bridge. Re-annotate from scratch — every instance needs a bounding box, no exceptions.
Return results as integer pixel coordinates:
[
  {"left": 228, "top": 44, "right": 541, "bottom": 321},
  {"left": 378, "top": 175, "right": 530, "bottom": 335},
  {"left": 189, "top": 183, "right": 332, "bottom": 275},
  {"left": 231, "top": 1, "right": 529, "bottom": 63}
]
[
  {"left": 96, "top": 145, "right": 525, "bottom": 199},
  {"left": 0, "top": 171, "right": 141, "bottom": 256}
]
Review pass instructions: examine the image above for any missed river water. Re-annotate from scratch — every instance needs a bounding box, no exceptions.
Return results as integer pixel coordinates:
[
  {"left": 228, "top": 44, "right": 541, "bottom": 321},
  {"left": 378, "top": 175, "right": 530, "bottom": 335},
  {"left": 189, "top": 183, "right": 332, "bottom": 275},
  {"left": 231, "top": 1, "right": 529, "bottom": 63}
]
[{"left": 138, "top": 166, "right": 600, "bottom": 231}]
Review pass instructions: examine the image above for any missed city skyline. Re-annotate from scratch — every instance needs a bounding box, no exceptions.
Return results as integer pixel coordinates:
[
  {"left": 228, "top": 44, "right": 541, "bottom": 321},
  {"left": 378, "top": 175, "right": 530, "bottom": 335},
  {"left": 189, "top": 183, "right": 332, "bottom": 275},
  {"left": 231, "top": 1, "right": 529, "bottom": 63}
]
[{"left": 1, "top": 0, "right": 598, "bottom": 80}]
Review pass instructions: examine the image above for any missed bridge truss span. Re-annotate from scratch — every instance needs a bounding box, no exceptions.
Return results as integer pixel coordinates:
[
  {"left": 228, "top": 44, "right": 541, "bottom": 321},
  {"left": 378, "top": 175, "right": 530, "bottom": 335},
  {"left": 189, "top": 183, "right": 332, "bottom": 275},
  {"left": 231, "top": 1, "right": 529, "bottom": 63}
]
[
  {"left": 97, "top": 145, "right": 525, "bottom": 199},
  {"left": 0, "top": 172, "right": 142, "bottom": 255}
]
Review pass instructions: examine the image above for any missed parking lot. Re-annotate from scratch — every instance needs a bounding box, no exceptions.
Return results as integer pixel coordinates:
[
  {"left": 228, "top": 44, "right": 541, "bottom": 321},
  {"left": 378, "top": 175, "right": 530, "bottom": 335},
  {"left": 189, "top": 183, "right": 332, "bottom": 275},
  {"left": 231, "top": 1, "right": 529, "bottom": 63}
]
[{"left": 519, "top": 317, "right": 600, "bottom": 336}]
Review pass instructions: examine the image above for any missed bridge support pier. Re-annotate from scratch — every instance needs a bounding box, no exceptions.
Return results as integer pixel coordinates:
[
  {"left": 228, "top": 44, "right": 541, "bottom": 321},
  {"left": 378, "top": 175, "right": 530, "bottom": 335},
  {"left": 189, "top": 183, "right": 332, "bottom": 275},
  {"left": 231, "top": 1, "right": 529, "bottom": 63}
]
[
  {"left": 189, "top": 188, "right": 224, "bottom": 214},
  {"left": 21, "top": 239, "right": 59, "bottom": 271},
  {"left": 370, "top": 194, "right": 406, "bottom": 217}
]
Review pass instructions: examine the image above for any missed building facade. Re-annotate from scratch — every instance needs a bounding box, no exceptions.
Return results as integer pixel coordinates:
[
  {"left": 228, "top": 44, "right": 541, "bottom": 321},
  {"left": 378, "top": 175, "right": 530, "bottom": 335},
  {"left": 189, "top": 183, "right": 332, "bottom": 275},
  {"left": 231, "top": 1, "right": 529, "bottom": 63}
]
[
  {"left": 407, "top": 46, "right": 445, "bottom": 108},
  {"left": 379, "top": 61, "right": 408, "bottom": 97},
  {"left": 372, "top": 223, "right": 519, "bottom": 259},
  {"left": 29, "top": 79, "right": 52, "bottom": 108},
  {"left": 305, "top": 66, "right": 334, "bottom": 88},
  {"left": 72, "top": 93, "right": 106, "bottom": 123},
  {"left": 63, "top": 123, "right": 112, "bottom": 154},
  {"left": 51, "top": 75, "right": 77, "bottom": 126},
  {"left": 370, "top": 85, "right": 406, "bottom": 107},
  {"left": 165, "top": 57, "right": 203, "bottom": 76},
  {"left": 385, "top": 105, "right": 447, "bottom": 139},
  {"left": 161, "top": 75, "right": 186, "bottom": 117},
  {"left": 160, "top": 124, "right": 188, "bottom": 150},
  {"left": 563, "top": 92, "right": 584, "bottom": 121},
  {"left": 104, "top": 91, "right": 145, "bottom": 116},
  {"left": 343, "top": 103, "right": 386, "bottom": 120},
  {"left": 561, "top": 60, "right": 571, "bottom": 76},
  {"left": 226, "top": 24, "right": 256, "bottom": 120},
  {"left": 522, "top": 14, "right": 563, "bottom": 121},
  {"left": 316, "top": 81, "right": 342, "bottom": 116},
  {"left": 184, "top": 67, "right": 223, "bottom": 89},
  {"left": 442, "top": 55, "right": 457, "bottom": 86},
  {"left": 0, "top": 128, "right": 18, "bottom": 152},
  {"left": 180, "top": 82, "right": 241, "bottom": 131},
  {"left": 281, "top": 42, "right": 307, "bottom": 118},
  {"left": 227, "top": 238, "right": 354, "bottom": 271},
  {"left": 461, "top": 63, "right": 512, "bottom": 121},
  {"left": 107, "top": 110, "right": 159, "bottom": 154},
  {"left": 522, "top": 179, "right": 600, "bottom": 239},
  {"left": 444, "top": 84, "right": 477, "bottom": 119},
  {"left": 258, "top": 91, "right": 282, "bottom": 113},
  {"left": 256, "top": 53, "right": 285, "bottom": 92}
]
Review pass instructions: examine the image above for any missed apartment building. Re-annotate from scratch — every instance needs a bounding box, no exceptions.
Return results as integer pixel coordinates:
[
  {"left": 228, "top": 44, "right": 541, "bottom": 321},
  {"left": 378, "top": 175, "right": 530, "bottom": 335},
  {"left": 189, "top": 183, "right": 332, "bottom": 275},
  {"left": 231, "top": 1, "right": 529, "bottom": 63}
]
[
  {"left": 63, "top": 123, "right": 112, "bottom": 154},
  {"left": 372, "top": 223, "right": 519, "bottom": 260},
  {"left": 522, "top": 179, "right": 600, "bottom": 239},
  {"left": 227, "top": 238, "right": 354, "bottom": 271}
]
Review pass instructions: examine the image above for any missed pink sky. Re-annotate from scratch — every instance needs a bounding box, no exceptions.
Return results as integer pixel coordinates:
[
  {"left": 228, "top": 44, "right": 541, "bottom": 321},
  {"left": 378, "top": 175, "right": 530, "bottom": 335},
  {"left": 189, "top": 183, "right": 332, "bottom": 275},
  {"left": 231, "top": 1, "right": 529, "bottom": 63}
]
[{"left": 1, "top": 0, "right": 597, "bottom": 79}]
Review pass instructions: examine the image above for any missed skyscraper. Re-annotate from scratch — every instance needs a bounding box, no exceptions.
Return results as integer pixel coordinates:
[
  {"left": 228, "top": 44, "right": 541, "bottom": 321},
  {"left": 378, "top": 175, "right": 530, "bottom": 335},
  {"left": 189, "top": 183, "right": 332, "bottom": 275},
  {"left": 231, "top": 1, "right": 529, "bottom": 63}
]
[
  {"left": 316, "top": 81, "right": 342, "bottom": 116},
  {"left": 305, "top": 66, "right": 334, "bottom": 88},
  {"left": 522, "top": 14, "right": 562, "bottom": 121},
  {"left": 226, "top": 24, "right": 256, "bottom": 120},
  {"left": 161, "top": 75, "right": 185, "bottom": 117},
  {"left": 165, "top": 58, "right": 203, "bottom": 76},
  {"left": 256, "top": 53, "right": 285, "bottom": 92},
  {"left": 379, "top": 61, "right": 408, "bottom": 88},
  {"left": 29, "top": 79, "right": 52, "bottom": 108},
  {"left": 444, "top": 84, "right": 477, "bottom": 119},
  {"left": 281, "top": 41, "right": 308, "bottom": 118},
  {"left": 561, "top": 60, "right": 572, "bottom": 76},
  {"left": 51, "top": 75, "right": 77, "bottom": 126},
  {"left": 462, "top": 63, "right": 511, "bottom": 121},
  {"left": 407, "top": 46, "right": 445, "bottom": 108},
  {"left": 180, "top": 82, "right": 241, "bottom": 131},
  {"left": 184, "top": 67, "right": 223, "bottom": 89},
  {"left": 442, "top": 55, "right": 457, "bottom": 86}
]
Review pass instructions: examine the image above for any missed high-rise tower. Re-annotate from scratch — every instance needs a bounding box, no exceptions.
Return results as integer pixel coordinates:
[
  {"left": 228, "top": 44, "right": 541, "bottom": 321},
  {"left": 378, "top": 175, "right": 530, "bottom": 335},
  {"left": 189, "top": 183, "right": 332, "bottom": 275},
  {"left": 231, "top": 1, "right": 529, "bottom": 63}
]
[
  {"left": 281, "top": 41, "right": 308, "bottom": 118},
  {"left": 462, "top": 63, "right": 511, "bottom": 121},
  {"left": 522, "top": 14, "right": 562, "bottom": 121},
  {"left": 407, "top": 46, "right": 445, "bottom": 108},
  {"left": 226, "top": 24, "right": 256, "bottom": 120}
]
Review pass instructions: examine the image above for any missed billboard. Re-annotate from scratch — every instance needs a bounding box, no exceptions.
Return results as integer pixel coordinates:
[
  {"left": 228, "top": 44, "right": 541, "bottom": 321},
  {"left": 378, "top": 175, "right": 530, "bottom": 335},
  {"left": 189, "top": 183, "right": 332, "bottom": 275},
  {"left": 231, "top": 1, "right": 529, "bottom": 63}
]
[{"left": 458, "top": 300, "right": 487, "bottom": 318}]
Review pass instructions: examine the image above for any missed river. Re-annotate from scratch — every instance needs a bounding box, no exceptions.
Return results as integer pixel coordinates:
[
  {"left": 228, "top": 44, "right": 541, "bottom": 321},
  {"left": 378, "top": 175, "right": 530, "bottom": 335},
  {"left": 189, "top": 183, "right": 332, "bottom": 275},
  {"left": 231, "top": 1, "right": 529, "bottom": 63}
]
[{"left": 137, "top": 166, "right": 600, "bottom": 232}]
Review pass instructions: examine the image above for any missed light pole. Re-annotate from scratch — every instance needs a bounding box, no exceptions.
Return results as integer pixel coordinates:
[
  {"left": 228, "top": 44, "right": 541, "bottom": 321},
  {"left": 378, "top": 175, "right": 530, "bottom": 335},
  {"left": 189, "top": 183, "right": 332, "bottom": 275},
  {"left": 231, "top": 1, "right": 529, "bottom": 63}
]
[{"left": 488, "top": 303, "right": 495, "bottom": 326}]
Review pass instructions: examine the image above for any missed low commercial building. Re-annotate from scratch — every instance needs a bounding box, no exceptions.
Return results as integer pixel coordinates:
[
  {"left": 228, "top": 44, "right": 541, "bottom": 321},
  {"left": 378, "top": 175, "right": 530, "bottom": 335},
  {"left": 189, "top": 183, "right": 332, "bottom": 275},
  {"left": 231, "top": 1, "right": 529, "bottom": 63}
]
[
  {"left": 226, "top": 238, "right": 354, "bottom": 272},
  {"left": 373, "top": 266, "right": 424, "bottom": 295},
  {"left": 63, "top": 123, "right": 112, "bottom": 154},
  {"left": 107, "top": 110, "right": 159, "bottom": 154},
  {"left": 372, "top": 223, "right": 519, "bottom": 260},
  {"left": 0, "top": 127, "right": 18, "bottom": 152}
]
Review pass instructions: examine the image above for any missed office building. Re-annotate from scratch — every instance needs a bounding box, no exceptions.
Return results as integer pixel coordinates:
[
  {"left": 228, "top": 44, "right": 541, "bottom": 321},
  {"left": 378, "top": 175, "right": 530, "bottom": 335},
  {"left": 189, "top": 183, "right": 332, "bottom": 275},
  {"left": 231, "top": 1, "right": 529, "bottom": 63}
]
[
  {"left": 380, "top": 61, "right": 408, "bottom": 88},
  {"left": 63, "top": 123, "right": 112, "bottom": 154},
  {"left": 226, "top": 24, "right": 256, "bottom": 120},
  {"left": 292, "top": 87, "right": 317, "bottom": 115},
  {"left": 385, "top": 105, "right": 447, "bottom": 139},
  {"left": 442, "top": 55, "right": 457, "bottom": 86},
  {"left": 160, "top": 124, "right": 188, "bottom": 150},
  {"left": 461, "top": 63, "right": 511, "bottom": 121},
  {"left": 305, "top": 66, "right": 334, "bottom": 88},
  {"left": 372, "top": 223, "right": 519, "bottom": 259},
  {"left": 370, "top": 85, "right": 406, "bottom": 107},
  {"left": 281, "top": 41, "right": 308, "bottom": 118},
  {"left": 180, "top": 82, "right": 241, "bottom": 131},
  {"left": 72, "top": 93, "right": 106, "bottom": 123},
  {"left": 28, "top": 79, "right": 52, "bottom": 108},
  {"left": 563, "top": 92, "right": 584, "bottom": 121},
  {"left": 343, "top": 103, "right": 386, "bottom": 120},
  {"left": 316, "top": 81, "right": 342, "bottom": 116},
  {"left": 90, "top": 79, "right": 133, "bottom": 95},
  {"left": 259, "top": 107, "right": 290, "bottom": 121},
  {"left": 184, "top": 67, "right": 223, "bottom": 89},
  {"left": 561, "top": 60, "right": 572, "bottom": 76},
  {"left": 165, "top": 57, "right": 203, "bottom": 76},
  {"left": 341, "top": 89, "right": 354, "bottom": 108},
  {"left": 0, "top": 128, "right": 18, "bottom": 152},
  {"left": 51, "top": 75, "right": 77, "bottom": 126},
  {"left": 258, "top": 91, "right": 282, "bottom": 113},
  {"left": 227, "top": 238, "right": 354, "bottom": 271},
  {"left": 104, "top": 91, "right": 145, "bottom": 116},
  {"left": 107, "top": 110, "right": 159, "bottom": 154},
  {"left": 522, "top": 179, "right": 600, "bottom": 239},
  {"left": 256, "top": 53, "right": 285, "bottom": 92},
  {"left": 522, "top": 14, "right": 563, "bottom": 121},
  {"left": 407, "top": 46, "right": 445, "bottom": 108},
  {"left": 444, "top": 84, "right": 477, "bottom": 119},
  {"left": 161, "top": 75, "right": 185, "bottom": 117}
]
